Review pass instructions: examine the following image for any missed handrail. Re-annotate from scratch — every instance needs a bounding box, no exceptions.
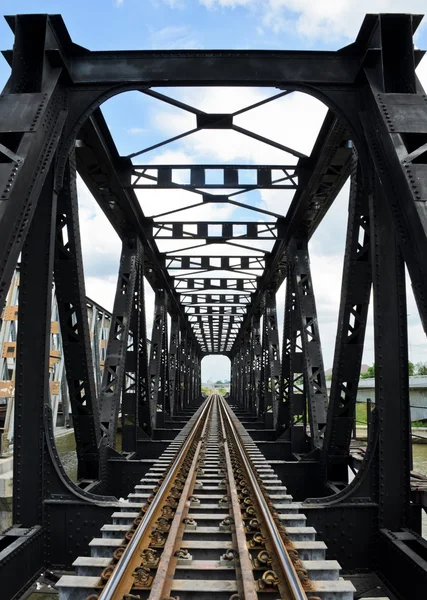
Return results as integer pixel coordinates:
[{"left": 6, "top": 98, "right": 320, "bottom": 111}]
[
  {"left": 219, "top": 396, "right": 308, "bottom": 600},
  {"left": 99, "top": 396, "right": 212, "bottom": 600}
]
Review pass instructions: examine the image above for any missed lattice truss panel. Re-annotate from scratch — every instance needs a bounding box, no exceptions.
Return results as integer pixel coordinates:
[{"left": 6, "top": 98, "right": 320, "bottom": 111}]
[
  {"left": 0, "top": 269, "right": 112, "bottom": 451},
  {"left": 120, "top": 86, "right": 343, "bottom": 355}
]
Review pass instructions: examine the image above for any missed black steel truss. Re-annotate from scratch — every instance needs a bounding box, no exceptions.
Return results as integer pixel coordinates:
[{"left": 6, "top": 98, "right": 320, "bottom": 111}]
[
  {"left": 132, "top": 164, "right": 298, "bottom": 190},
  {"left": 2, "top": 12, "right": 427, "bottom": 599}
]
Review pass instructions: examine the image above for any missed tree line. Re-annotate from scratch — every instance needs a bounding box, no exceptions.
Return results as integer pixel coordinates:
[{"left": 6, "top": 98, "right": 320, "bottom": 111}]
[{"left": 360, "top": 361, "right": 427, "bottom": 378}]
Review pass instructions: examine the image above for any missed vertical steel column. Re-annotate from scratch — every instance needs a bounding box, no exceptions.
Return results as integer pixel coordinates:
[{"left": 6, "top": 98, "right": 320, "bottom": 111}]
[
  {"left": 196, "top": 352, "right": 202, "bottom": 399},
  {"left": 230, "top": 352, "right": 236, "bottom": 401},
  {"left": 259, "top": 310, "right": 268, "bottom": 418},
  {"left": 249, "top": 314, "right": 262, "bottom": 416},
  {"left": 260, "top": 290, "right": 280, "bottom": 425},
  {"left": 323, "top": 158, "right": 372, "bottom": 482},
  {"left": 54, "top": 154, "right": 100, "bottom": 478},
  {"left": 161, "top": 308, "right": 170, "bottom": 416},
  {"left": 0, "top": 16, "right": 67, "bottom": 316},
  {"left": 178, "top": 329, "right": 187, "bottom": 412},
  {"left": 291, "top": 237, "right": 328, "bottom": 449},
  {"left": 277, "top": 267, "right": 307, "bottom": 451},
  {"left": 122, "top": 239, "right": 151, "bottom": 451},
  {"left": 239, "top": 342, "right": 246, "bottom": 408},
  {"left": 99, "top": 237, "right": 138, "bottom": 448},
  {"left": 265, "top": 290, "right": 281, "bottom": 427},
  {"left": 234, "top": 343, "right": 242, "bottom": 406},
  {"left": 136, "top": 263, "right": 150, "bottom": 434},
  {"left": 191, "top": 345, "right": 198, "bottom": 403},
  {"left": 185, "top": 334, "right": 193, "bottom": 407},
  {"left": 148, "top": 290, "right": 169, "bottom": 428},
  {"left": 370, "top": 182, "right": 411, "bottom": 529},
  {"left": 169, "top": 315, "right": 180, "bottom": 416},
  {"left": 243, "top": 329, "right": 252, "bottom": 411},
  {"left": 13, "top": 167, "right": 57, "bottom": 526}
]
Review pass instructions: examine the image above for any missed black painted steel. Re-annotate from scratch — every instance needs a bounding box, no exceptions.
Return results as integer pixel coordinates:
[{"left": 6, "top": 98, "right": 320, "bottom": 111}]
[
  {"left": 54, "top": 153, "right": 101, "bottom": 477},
  {"left": 1, "top": 12, "right": 427, "bottom": 599}
]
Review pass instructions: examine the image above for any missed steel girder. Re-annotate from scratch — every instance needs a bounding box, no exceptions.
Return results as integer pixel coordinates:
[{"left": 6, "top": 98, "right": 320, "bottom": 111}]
[
  {"left": 98, "top": 238, "right": 139, "bottom": 447},
  {"left": 13, "top": 165, "right": 57, "bottom": 527},
  {"left": 122, "top": 240, "right": 151, "bottom": 450},
  {"left": 277, "top": 263, "right": 307, "bottom": 451},
  {"left": 132, "top": 164, "right": 298, "bottom": 190},
  {"left": 258, "top": 290, "right": 281, "bottom": 422},
  {"left": 151, "top": 221, "right": 281, "bottom": 240},
  {"left": 54, "top": 153, "right": 100, "bottom": 478},
  {"left": 323, "top": 157, "right": 372, "bottom": 481},
  {"left": 0, "top": 16, "right": 67, "bottom": 319},
  {"left": 370, "top": 180, "right": 411, "bottom": 531},
  {"left": 168, "top": 315, "right": 180, "bottom": 417},
  {"left": 166, "top": 256, "right": 266, "bottom": 272},
  {"left": 148, "top": 290, "right": 170, "bottom": 428},
  {"left": 291, "top": 237, "right": 328, "bottom": 448},
  {"left": 249, "top": 315, "right": 262, "bottom": 416},
  {"left": 50, "top": 48, "right": 375, "bottom": 87},
  {"left": 275, "top": 237, "right": 328, "bottom": 449}
]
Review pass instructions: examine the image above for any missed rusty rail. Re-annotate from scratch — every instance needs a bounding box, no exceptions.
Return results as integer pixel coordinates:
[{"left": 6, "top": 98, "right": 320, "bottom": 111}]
[
  {"left": 147, "top": 399, "right": 213, "bottom": 599},
  {"left": 98, "top": 396, "right": 213, "bottom": 600},
  {"left": 218, "top": 396, "right": 309, "bottom": 600},
  {"left": 97, "top": 392, "right": 310, "bottom": 599},
  {"left": 218, "top": 397, "right": 258, "bottom": 600}
]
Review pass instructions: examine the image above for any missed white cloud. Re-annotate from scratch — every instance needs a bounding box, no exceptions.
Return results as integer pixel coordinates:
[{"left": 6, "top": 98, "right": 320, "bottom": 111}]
[
  {"left": 148, "top": 25, "right": 199, "bottom": 49},
  {"left": 77, "top": 176, "right": 121, "bottom": 311},
  {"left": 148, "top": 87, "right": 325, "bottom": 170},
  {"left": 128, "top": 127, "right": 146, "bottom": 135},
  {"left": 200, "top": 0, "right": 427, "bottom": 42},
  {"left": 154, "top": 0, "right": 185, "bottom": 7},
  {"left": 201, "top": 0, "right": 252, "bottom": 7},
  {"left": 77, "top": 176, "right": 158, "bottom": 335}
]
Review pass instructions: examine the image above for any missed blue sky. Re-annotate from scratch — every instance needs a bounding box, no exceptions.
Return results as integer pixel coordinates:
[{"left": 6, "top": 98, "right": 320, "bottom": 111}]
[
  {"left": 0, "top": 0, "right": 360, "bottom": 58},
  {"left": 1, "top": 1, "right": 427, "bottom": 381}
]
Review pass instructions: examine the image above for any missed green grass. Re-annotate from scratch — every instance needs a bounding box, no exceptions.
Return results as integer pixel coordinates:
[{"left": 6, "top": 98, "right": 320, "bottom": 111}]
[
  {"left": 355, "top": 402, "right": 426, "bottom": 427},
  {"left": 355, "top": 402, "right": 368, "bottom": 425}
]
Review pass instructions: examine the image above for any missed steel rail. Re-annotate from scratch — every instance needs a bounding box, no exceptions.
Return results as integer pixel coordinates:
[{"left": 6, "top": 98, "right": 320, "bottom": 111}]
[
  {"left": 218, "top": 396, "right": 258, "bottom": 600},
  {"left": 218, "top": 396, "right": 309, "bottom": 600},
  {"left": 147, "top": 397, "right": 213, "bottom": 599},
  {"left": 98, "top": 396, "right": 213, "bottom": 600}
]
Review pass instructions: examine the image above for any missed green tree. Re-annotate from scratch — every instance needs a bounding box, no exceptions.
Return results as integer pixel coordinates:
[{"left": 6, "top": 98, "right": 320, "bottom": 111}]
[
  {"left": 361, "top": 361, "right": 415, "bottom": 378},
  {"left": 215, "top": 380, "right": 223, "bottom": 384},
  {"left": 361, "top": 364, "right": 375, "bottom": 379},
  {"left": 416, "top": 361, "right": 427, "bottom": 375}
]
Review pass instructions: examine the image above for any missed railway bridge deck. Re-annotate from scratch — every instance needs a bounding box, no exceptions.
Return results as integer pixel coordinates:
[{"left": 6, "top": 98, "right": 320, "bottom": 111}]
[{"left": 0, "top": 10, "right": 426, "bottom": 600}]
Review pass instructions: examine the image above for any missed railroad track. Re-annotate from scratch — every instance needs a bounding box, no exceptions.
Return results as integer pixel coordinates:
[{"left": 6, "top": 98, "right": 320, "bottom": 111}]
[{"left": 58, "top": 394, "right": 355, "bottom": 599}]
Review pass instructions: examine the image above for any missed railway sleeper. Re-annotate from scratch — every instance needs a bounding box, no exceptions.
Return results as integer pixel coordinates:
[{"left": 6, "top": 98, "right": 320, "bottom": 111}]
[{"left": 57, "top": 396, "right": 356, "bottom": 600}]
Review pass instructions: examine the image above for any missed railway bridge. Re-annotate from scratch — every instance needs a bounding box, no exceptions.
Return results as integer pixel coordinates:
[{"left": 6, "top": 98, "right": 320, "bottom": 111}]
[{"left": 0, "top": 11, "right": 427, "bottom": 600}]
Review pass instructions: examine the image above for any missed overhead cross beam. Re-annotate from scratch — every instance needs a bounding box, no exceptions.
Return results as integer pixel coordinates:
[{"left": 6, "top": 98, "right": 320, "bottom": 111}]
[
  {"left": 165, "top": 255, "right": 266, "bottom": 271},
  {"left": 132, "top": 164, "right": 298, "bottom": 190},
  {"left": 150, "top": 221, "right": 282, "bottom": 240}
]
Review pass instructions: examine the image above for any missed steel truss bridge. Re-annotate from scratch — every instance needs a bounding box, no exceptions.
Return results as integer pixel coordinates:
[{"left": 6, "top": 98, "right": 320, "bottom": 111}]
[{"left": 0, "top": 11, "right": 427, "bottom": 600}]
